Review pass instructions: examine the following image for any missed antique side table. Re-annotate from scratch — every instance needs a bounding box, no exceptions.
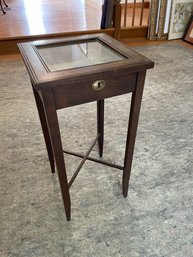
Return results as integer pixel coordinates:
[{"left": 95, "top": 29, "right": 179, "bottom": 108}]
[{"left": 18, "top": 34, "right": 154, "bottom": 221}]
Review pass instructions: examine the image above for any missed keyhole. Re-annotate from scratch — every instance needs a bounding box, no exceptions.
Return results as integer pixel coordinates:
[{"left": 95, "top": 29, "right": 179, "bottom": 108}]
[{"left": 92, "top": 80, "right": 105, "bottom": 91}]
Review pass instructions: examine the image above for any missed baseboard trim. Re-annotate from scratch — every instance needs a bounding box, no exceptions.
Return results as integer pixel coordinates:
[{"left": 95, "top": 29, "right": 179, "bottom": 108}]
[
  {"left": 120, "top": 26, "right": 148, "bottom": 39},
  {"left": 0, "top": 29, "right": 114, "bottom": 54},
  {"left": 0, "top": 26, "right": 148, "bottom": 55}
]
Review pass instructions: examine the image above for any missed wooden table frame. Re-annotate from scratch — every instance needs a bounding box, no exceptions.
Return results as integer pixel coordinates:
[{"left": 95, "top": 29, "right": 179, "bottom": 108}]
[{"left": 18, "top": 34, "right": 154, "bottom": 221}]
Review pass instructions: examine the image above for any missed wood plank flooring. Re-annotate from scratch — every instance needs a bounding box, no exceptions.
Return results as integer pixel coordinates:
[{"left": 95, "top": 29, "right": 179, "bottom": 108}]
[
  {"left": 0, "top": 0, "right": 150, "bottom": 40},
  {"left": 0, "top": 0, "right": 102, "bottom": 39}
]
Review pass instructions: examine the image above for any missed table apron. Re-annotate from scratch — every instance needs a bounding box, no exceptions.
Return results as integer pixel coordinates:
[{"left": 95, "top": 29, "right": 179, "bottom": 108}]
[{"left": 53, "top": 72, "right": 137, "bottom": 109}]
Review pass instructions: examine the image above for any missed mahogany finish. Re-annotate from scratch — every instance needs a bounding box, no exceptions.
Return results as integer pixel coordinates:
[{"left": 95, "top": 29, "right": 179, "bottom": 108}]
[{"left": 18, "top": 34, "right": 154, "bottom": 221}]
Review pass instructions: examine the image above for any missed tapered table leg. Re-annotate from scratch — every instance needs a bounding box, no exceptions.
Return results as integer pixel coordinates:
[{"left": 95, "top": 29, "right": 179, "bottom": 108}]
[
  {"left": 33, "top": 88, "right": 55, "bottom": 174},
  {"left": 122, "top": 71, "right": 146, "bottom": 197},
  {"left": 41, "top": 89, "right": 71, "bottom": 221},
  {"left": 97, "top": 100, "right": 104, "bottom": 157}
]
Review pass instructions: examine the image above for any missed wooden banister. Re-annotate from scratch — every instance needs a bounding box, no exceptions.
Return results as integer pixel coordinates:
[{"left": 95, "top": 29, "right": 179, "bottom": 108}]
[{"left": 113, "top": 0, "right": 122, "bottom": 40}]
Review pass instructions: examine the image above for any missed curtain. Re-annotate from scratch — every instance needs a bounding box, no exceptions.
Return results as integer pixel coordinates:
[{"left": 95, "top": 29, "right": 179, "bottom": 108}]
[{"left": 101, "top": 0, "right": 115, "bottom": 29}]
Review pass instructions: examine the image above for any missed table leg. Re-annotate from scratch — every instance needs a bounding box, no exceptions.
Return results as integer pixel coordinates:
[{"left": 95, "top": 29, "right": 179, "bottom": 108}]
[
  {"left": 33, "top": 88, "right": 55, "bottom": 174},
  {"left": 122, "top": 71, "right": 146, "bottom": 197},
  {"left": 97, "top": 100, "right": 104, "bottom": 157},
  {"left": 42, "top": 89, "right": 71, "bottom": 221}
]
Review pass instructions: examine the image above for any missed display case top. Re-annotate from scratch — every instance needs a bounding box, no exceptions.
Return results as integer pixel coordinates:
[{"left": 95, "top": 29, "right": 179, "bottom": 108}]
[
  {"left": 37, "top": 40, "right": 126, "bottom": 72},
  {"left": 18, "top": 34, "right": 154, "bottom": 90}
]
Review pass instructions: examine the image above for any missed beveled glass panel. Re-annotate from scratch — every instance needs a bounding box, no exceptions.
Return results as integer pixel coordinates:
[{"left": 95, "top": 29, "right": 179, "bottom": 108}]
[{"left": 36, "top": 40, "right": 126, "bottom": 71}]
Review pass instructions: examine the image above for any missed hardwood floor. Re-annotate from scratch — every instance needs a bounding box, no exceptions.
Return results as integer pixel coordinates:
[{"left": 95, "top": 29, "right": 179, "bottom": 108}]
[
  {"left": 0, "top": 0, "right": 150, "bottom": 40},
  {"left": 121, "top": 38, "right": 193, "bottom": 50},
  {"left": 0, "top": 0, "right": 102, "bottom": 39}
]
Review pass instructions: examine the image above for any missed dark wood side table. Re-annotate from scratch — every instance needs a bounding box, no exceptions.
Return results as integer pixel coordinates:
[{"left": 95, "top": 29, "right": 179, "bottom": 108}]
[{"left": 18, "top": 34, "right": 154, "bottom": 221}]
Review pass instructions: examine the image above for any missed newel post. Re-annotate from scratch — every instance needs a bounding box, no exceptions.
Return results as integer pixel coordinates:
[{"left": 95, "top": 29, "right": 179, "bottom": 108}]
[{"left": 113, "top": 0, "right": 122, "bottom": 40}]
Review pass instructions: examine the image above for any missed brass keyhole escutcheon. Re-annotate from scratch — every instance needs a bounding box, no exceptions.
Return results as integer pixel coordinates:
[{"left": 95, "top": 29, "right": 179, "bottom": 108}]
[{"left": 92, "top": 80, "right": 106, "bottom": 91}]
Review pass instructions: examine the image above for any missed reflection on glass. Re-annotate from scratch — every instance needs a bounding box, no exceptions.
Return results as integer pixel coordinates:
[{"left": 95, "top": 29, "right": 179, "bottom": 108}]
[{"left": 37, "top": 40, "right": 126, "bottom": 71}]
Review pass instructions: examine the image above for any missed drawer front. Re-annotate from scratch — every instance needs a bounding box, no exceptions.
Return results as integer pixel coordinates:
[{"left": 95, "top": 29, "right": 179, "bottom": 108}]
[{"left": 54, "top": 71, "right": 137, "bottom": 109}]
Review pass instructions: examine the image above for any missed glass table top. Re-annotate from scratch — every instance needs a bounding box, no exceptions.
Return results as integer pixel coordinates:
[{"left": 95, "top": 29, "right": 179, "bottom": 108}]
[{"left": 36, "top": 40, "right": 126, "bottom": 72}]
